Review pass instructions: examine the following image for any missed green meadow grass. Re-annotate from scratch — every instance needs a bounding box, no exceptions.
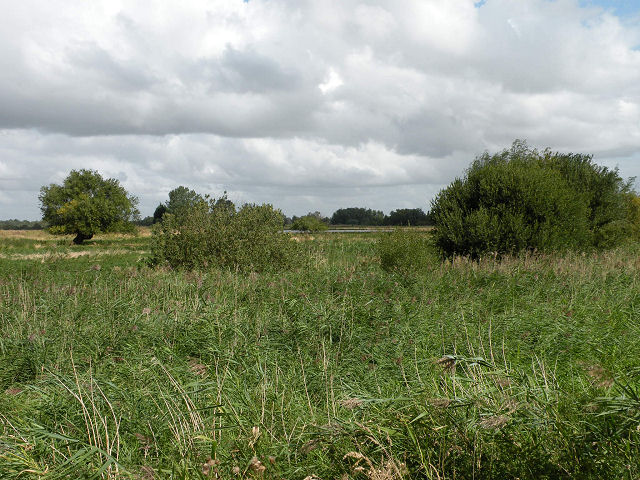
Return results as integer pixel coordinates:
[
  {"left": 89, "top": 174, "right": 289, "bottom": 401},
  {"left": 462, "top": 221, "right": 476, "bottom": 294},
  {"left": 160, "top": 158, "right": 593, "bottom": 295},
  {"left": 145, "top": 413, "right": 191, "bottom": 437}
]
[{"left": 1, "top": 230, "right": 639, "bottom": 479}]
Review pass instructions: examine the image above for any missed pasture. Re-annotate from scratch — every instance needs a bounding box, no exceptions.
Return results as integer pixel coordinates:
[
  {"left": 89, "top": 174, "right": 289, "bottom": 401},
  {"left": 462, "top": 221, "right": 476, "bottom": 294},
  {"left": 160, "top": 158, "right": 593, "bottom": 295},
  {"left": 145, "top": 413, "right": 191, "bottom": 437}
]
[{"left": 1, "top": 229, "right": 639, "bottom": 478}]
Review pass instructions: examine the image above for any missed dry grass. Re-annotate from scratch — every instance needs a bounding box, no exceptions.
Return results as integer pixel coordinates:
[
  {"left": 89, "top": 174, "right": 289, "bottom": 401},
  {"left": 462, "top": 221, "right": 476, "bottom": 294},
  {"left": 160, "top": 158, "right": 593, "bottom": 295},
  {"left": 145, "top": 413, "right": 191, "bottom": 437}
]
[
  {"left": 438, "top": 245, "right": 640, "bottom": 278},
  {"left": 0, "top": 249, "right": 146, "bottom": 261},
  {"left": 0, "top": 227, "right": 151, "bottom": 240},
  {"left": 0, "top": 229, "right": 59, "bottom": 240}
]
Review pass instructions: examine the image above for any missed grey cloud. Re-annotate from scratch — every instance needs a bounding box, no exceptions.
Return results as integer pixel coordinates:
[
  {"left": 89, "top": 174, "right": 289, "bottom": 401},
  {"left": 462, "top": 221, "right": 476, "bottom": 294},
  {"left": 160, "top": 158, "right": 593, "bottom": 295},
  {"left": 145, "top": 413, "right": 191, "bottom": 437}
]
[
  {"left": 1, "top": 0, "right": 640, "bottom": 220},
  {"left": 67, "top": 43, "right": 159, "bottom": 92},
  {"left": 213, "top": 47, "right": 303, "bottom": 93},
  {"left": 0, "top": 129, "right": 464, "bottom": 219}
]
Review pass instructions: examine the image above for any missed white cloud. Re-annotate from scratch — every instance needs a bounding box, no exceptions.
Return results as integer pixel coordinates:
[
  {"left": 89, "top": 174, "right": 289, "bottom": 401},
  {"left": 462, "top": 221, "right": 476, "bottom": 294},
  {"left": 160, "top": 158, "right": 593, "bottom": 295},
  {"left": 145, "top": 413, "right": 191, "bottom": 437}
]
[
  {"left": 0, "top": 0, "right": 639, "bottom": 219},
  {"left": 319, "top": 68, "right": 344, "bottom": 94}
]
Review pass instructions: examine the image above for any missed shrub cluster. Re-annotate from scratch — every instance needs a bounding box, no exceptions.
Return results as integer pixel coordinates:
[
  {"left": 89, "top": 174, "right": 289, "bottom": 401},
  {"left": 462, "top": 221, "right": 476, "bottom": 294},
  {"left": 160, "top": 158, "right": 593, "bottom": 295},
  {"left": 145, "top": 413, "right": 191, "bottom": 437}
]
[
  {"left": 430, "top": 141, "right": 635, "bottom": 258},
  {"left": 627, "top": 192, "right": 640, "bottom": 240},
  {"left": 377, "top": 229, "right": 434, "bottom": 275},
  {"left": 151, "top": 197, "right": 297, "bottom": 272},
  {"left": 290, "top": 215, "right": 328, "bottom": 232}
]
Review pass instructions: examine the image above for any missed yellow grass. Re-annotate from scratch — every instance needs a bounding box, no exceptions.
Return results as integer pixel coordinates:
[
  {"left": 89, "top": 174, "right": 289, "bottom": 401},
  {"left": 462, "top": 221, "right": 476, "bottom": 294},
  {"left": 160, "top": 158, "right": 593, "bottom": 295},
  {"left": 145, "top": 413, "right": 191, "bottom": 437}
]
[
  {"left": 0, "top": 227, "right": 151, "bottom": 240},
  {"left": 0, "top": 229, "right": 58, "bottom": 240}
]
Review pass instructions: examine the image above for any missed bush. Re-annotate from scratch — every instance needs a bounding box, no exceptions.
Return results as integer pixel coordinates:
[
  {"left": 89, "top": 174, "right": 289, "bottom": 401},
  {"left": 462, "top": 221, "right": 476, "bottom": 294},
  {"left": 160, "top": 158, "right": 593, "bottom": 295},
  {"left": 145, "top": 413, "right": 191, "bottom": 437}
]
[
  {"left": 430, "top": 141, "right": 635, "bottom": 258},
  {"left": 290, "top": 215, "right": 328, "bottom": 232},
  {"left": 538, "top": 151, "right": 634, "bottom": 248},
  {"left": 151, "top": 197, "right": 297, "bottom": 272},
  {"left": 627, "top": 193, "right": 640, "bottom": 240},
  {"left": 377, "top": 229, "right": 434, "bottom": 274}
]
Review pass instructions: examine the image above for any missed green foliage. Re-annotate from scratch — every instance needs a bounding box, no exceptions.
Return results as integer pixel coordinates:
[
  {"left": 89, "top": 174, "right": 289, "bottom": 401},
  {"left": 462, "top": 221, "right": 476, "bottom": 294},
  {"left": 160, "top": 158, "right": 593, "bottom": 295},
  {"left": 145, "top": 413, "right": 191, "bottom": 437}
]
[
  {"left": 0, "top": 219, "right": 45, "bottom": 230},
  {"left": 537, "top": 149, "right": 634, "bottom": 248},
  {"left": 2, "top": 233, "right": 640, "bottom": 478},
  {"left": 383, "top": 208, "right": 431, "bottom": 226},
  {"left": 377, "top": 229, "right": 434, "bottom": 274},
  {"left": 164, "top": 186, "right": 204, "bottom": 218},
  {"left": 38, "top": 169, "right": 139, "bottom": 244},
  {"left": 151, "top": 197, "right": 297, "bottom": 272},
  {"left": 430, "top": 141, "right": 635, "bottom": 258},
  {"left": 627, "top": 192, "right": 640, "bottom": 240},
  {"left": 331, "top": 207, "right": 385, "bottom": 225},
  {"left": 134, "top": 216, "right": 154, "bottom": 226},
  {"left": 152, "top": 203, "right": 167, "bottom": 223},
  {"left": 290, "top": 214, "right": 328, "bottom": 232}
]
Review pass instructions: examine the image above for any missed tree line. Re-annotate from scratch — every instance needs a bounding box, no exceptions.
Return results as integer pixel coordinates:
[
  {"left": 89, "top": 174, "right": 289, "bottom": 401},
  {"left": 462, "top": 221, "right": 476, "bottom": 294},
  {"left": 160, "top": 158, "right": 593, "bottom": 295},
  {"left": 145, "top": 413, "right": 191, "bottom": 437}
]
[
  {"left": 29, "top": 140, "right": 640, "bottom": 258},
  {"left": 131, "top": 192, "right": 431, "bottom": 230},
  {"left": 0, "top": 219, "right": 46, "bottom": 230},
  {"left": 2, "top": 179, "right": 429, "bottom": 235}
]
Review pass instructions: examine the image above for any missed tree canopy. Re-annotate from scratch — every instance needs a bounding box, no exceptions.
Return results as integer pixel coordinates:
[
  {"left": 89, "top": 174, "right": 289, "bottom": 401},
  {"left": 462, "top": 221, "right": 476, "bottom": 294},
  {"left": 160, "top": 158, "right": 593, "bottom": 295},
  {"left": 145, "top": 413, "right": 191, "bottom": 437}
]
[
  {"left": 330, "top": 207, "right": 384, "bottom": 226},
  {"left": 290, "top": 214, "right": 328, "bottom": 232},
  {"left": 384, "top": 208, "right": 431, "bottom": 226},
  {"left": 39, "top": 169, "right": 139, "bottom": 244},
  {"left": 430, "top": 141, "right": 635, "bottom": 258},
  {"left": 165, "top": 186, "right": 204, "bottom": 216},
  {"left": 153, "top": 204, "right": 167, "bottom": 224}
]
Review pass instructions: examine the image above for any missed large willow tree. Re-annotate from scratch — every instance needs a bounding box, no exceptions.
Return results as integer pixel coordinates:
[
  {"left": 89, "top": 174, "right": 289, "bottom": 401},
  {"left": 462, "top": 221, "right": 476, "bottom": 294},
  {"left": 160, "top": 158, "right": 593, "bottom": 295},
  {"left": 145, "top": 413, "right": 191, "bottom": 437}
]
[{"left": 39, "top": 169, "right": 139, "bottom": 244}]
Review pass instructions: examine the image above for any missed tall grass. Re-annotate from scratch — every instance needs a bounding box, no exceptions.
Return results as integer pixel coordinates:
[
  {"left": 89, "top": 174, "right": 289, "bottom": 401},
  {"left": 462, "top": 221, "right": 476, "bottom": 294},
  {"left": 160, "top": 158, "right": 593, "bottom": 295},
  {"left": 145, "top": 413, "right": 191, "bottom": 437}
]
[{"left": 1, "top": 231, "right": 639, "bottom": 478}]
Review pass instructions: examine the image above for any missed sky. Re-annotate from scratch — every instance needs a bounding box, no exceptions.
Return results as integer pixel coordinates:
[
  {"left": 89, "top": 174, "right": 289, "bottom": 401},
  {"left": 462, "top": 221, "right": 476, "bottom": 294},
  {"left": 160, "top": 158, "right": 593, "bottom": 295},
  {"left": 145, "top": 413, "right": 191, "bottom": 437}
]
[{"left": 1, "top": 0, "right": 639, "bottom": 220}]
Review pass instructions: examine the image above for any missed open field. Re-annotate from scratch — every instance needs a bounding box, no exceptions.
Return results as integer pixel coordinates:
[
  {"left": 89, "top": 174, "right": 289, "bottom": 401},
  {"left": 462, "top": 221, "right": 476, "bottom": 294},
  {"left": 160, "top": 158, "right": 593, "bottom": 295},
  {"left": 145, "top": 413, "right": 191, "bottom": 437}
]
[{"left": 1, "top": 231, "right": 640, "bottom": 478}]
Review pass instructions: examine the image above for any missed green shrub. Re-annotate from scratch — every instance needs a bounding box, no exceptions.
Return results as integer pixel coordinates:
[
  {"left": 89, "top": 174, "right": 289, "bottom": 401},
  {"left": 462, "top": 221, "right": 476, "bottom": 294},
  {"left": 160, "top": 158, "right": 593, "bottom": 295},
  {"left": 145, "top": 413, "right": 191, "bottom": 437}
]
[
  {"left": 151, "top": 197, "right": 297, "bottom": 272},
  {"left": 377, "top": 229, "right": 434, "bottom": 274},
  {"left": 430, "top": 141, "right": 635, "bottom": 258},
  {"left": 538, "top": 150, "right": 634, "bottom": 248},
  {"left": 627, "top": 193, "right": 640, "bottom": 240},
  {"left": 290, "top": 215, "right": 328, "bottom": 232}
]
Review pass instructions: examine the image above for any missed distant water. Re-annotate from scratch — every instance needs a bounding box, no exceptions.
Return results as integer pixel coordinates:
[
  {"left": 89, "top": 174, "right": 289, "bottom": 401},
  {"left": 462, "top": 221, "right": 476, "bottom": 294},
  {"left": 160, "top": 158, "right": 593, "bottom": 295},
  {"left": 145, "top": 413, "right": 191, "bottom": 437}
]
[{"left": 285, "top": 229, "right": 393, "bottom": 233}]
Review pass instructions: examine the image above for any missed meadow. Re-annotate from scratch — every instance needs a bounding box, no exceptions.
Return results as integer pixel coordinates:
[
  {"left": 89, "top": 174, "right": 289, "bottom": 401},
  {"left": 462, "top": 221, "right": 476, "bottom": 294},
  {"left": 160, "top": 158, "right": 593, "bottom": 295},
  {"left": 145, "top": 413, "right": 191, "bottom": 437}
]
[{"left": 1, "top": 229, "right": 640, "bottom": 479}]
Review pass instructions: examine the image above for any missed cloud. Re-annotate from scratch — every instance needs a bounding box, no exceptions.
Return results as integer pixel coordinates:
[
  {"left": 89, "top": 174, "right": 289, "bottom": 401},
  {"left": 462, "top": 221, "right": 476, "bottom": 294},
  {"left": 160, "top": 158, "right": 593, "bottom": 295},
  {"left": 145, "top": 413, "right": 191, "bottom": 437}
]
[{"left": 0, "top": 0, "right": 639, "bottom": 219}]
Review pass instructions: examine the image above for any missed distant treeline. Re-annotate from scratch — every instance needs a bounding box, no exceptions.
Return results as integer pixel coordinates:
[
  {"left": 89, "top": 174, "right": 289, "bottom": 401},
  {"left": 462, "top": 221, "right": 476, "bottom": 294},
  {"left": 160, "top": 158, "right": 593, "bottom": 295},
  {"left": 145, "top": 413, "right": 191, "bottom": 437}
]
[
  {"left": 286, "top": 207, "right": 432, "bottom": 226},
  {"left": 0, "top": 219, "right": 46, "bottom": 230},
  {"left": 3, "top": 207, "right": 431, "bottom": 230}
]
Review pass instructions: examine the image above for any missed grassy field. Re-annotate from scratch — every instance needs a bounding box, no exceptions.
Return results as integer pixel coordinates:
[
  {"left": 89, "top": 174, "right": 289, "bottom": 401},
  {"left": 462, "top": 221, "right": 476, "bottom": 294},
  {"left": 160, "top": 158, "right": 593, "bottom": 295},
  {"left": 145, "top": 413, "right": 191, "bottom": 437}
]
[{"left": 1, "top": 229, "right": 640, "bottom": 479}]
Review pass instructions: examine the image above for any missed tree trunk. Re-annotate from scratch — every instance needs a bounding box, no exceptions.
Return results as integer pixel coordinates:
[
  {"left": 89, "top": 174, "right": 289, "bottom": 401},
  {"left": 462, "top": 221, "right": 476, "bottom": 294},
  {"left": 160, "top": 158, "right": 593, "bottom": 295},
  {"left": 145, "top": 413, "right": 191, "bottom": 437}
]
[{"left": 73, "top": 232, "right": 93, "bottom": 245}]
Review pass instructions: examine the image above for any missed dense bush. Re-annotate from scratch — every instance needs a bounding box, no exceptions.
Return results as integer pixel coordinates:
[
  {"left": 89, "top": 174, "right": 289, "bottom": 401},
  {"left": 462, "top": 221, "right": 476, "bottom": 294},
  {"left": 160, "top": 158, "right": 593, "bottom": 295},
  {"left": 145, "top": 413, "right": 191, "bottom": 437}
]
[
  {"left": 290, "top": 215, "right": 328, "bottom": 232},
  {"left": 377, "top": 229, "right": 434, "bottom": 274},
  {"left": 627, "top": 193, "right": 640, "bottom": 240},
  {"left": 430, "top": 141, "right": 635, "bottom": 258},
  {"left": 151, "top": 197, "right": 297, "bottom": 272}
]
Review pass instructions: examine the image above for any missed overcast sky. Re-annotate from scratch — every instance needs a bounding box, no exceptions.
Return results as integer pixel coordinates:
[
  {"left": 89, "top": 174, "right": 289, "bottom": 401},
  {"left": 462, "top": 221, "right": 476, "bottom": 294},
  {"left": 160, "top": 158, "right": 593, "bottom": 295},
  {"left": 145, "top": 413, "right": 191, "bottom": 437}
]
[{"left": 1, "top": 0, "right": 639, "bottom": 220}]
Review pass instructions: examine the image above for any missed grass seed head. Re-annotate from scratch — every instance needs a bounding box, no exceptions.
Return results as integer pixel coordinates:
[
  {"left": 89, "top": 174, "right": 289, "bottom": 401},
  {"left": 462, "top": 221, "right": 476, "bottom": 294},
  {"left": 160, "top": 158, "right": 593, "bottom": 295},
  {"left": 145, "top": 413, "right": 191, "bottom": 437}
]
[
  {"left": 249, "top": 456, "right": 266, "bottom": 474},
  {"left": 340, "top": 397, "right": 364, "bottom": 410},
  {"left": 479, "top": 415, "right": 509, "bottom": 430},
  {"left": 435, "top": 356, "right": 456, "bottom": 373}
]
